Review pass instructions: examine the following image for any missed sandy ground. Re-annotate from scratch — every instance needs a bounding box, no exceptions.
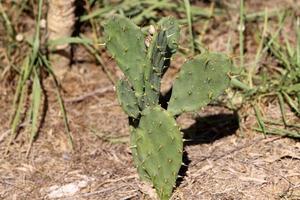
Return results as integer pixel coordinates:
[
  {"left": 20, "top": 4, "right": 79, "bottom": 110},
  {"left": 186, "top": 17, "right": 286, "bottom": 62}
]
[{"left": 0, "top": 62, "right": 299, "bottom": 200}]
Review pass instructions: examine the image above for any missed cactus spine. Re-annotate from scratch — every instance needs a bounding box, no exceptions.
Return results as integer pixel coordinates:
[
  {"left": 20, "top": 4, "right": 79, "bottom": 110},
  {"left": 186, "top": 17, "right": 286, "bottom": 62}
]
[{"left": 104, "top": 15, "right": 232, "bottom": 200}]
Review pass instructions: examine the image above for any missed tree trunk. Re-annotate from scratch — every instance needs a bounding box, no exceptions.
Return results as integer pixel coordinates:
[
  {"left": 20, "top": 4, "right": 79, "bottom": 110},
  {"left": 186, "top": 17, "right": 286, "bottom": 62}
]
[{"left": 47, "top": 0, "right": 76, "bottom": 79}]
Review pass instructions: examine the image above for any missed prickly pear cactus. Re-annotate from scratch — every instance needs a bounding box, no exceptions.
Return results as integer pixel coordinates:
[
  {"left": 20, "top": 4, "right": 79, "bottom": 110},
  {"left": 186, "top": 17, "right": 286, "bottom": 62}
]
[
  {"left": 144, "top": 17, "right": 180, "bottom": 107},
  {"left": 103, "top": 15, "right": 148, "bottom": 101},
  {"left": 116, "top": 79, "right": 140, "bottom": 118},
  {"left": 130, "top": 126, "right": 151, "bottom": 181},
  {"left": 104, "top": 15, "right": 232, "bottom": 200},
  {"left": 168, "top": 52, "right": 231, "bottom": 116},
  {"left": 135, "top": 106, "right": 182, "bottom": 200}
]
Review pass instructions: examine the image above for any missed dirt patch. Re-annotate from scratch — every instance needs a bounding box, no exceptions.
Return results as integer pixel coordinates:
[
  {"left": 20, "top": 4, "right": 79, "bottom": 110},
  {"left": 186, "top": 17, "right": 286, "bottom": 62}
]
[{"left": 0, "top": 63, "right": 299, "bottom": 199}]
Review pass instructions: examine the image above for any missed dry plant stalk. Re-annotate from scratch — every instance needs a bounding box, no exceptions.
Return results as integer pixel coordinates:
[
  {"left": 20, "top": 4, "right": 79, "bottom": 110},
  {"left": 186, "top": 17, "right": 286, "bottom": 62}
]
[{"left": 47, "top": 0, "right": 76, "bottom": 79}]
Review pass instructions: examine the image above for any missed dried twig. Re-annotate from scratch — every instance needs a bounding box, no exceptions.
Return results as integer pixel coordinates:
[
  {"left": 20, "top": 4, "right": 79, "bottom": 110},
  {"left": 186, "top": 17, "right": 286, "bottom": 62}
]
[{"left": 65, "top": 86, "right": 114, "bottom": 103}]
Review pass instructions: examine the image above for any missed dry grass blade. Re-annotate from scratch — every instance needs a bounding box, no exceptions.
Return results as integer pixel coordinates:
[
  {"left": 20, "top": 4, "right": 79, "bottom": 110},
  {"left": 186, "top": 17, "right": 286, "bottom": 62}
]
[
  {"left": 253, "top": 103, "right": 266, "bottom": 135},
  {"left": 282, "top": 91, "right": 300, "bottom": 116},
  {"left": 278, "top": 92, "right": 287, "bottom": 126},
  {"left": 26, "top": 68, "right": 42, "bottom": 157},
  {"left": 40, "top": 54, "right": 74, "bottom": 149},
  {"left": 248, "top": 8, "right": 268, "bottom": 88},
  {"left": 6, "top": 56, "right": 31, "bottom": 154},
  {"left": 0, "top": 1, "right": 14, "bottom": 38},
  {"left": 5, "top": 0, "right": 75, "bottom": 156}
]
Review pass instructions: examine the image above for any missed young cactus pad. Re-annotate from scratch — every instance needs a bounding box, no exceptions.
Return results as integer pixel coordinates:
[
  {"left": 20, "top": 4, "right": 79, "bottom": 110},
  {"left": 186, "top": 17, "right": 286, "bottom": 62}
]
[
  {"left": 157, "top": 17, "right": 180, "bottom": 53},
  {"left": 144, "top": 17, "right": 180, "bottom": 107}
]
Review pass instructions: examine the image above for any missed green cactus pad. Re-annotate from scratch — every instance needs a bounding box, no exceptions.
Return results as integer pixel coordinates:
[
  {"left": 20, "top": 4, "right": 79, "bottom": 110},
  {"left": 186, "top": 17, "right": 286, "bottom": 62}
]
[
  {"left": 135, "top": 106, "right": 183, "bottom": 200},
  {"left": 144, "top": 29, "right": 168, "bottom": 107},
  {"left": 168, "top": 52, "right": 232, "bottom": 116},
  {"left": 130, "top": 126, "right": 152, "bottom": 182},
  {"left": 103, "top": 15, "right": 148, "bottom": 98},
  {"left": 147, "top": 27, "right": 168, "bottom": 72},
  {"left": 158, "top": 17, "right": 180, "bottom": 53},
  {"left": 147, "top": 17, "right": 180, "bottom": 73},
  {"left": 116, "top": 79, "right": 140, "bottom": 118},
  {"left": 144, "top": 17, "right": 180, "bottom": 107}
]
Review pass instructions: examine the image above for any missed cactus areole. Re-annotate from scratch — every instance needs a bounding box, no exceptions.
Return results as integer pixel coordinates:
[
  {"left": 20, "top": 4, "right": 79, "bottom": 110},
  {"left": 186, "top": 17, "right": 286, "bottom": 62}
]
[{"left": 104, "top": 15, "right": 232, "bottom": 200}]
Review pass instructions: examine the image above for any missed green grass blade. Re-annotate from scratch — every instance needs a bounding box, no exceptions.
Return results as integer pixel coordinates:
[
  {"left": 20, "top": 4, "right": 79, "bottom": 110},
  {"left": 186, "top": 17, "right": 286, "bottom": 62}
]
[
  {"left": 245, "top": 8, "right": 285, "bottom": 22},
  {"left": 80, "top": 37, "right": 116, "bottom": 85},
  {"left": 296, "top": 17, "right": 300, "bottom": 67},
  {"left": 9, "top": 57, "right": 30, "bottom": 123},
  {"left": 31, "top": 0, "right": 43, "bottom": 62},
  {"left": 183, "top": 0, "right": 195, "bottom": 54},
  {"left": 262, "top": 12, "right": 287, "bottom": 55},
  {"left": 26, "top": 67, "right": 42, "bottom": 157},
  {"left": 277, "top": 92, "right": 287, "bottom": 126},
  {"left": 254, "top": 127, "right": 300, "bottom": 138},
  {"left": 47, "top": 36, "right": 93, "bottom": 50},
  {"left": 40, "top": 55, "right": 74, "bottom": 149},
  {"left": 239, "top": 0, "right": 245, "bottom": 68},
  {"left": 283, "top": 36, "right": 294, "bottom": 59},
  {"left": 282, "top": 91, "right": 300, "bottom": 115},
  {"left": 80, "top": 6, "right": 114, "bottom": 22},
  {"left": 198, "top": 2, "right": 215, "bottom": 44},
  {"left": 249, "top": 8, "right": 268, "bottom": 88},
  {"left": 253, "top": 103, "right": 266, "bottom": 135},
  {"left": 6, "top": 56, "right": 32, "bottom": 154},
  {"left": 8, "top": 83, "right": 27, "bottom": 139},
  {"left": 297, "top": 92, "right": 300, "bottom": 111},
  {"left": 8, "top": 85, "right": 27, "bottom": 140}
]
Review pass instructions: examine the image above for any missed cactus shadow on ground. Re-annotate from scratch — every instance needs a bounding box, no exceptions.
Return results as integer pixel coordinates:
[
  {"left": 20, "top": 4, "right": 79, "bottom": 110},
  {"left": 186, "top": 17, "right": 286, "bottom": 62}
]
[
  {"left": 182, "top": 112, "right": 239, "bottom": 145},
  {"left": 176, "top": 150, "right": 191, "bottom": 187},
  {"left": 175, "top": 112, "right": 239, "bottom": 187},
  {"left": 159, "top": 88, "right": 172, "bottom": 110}
]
